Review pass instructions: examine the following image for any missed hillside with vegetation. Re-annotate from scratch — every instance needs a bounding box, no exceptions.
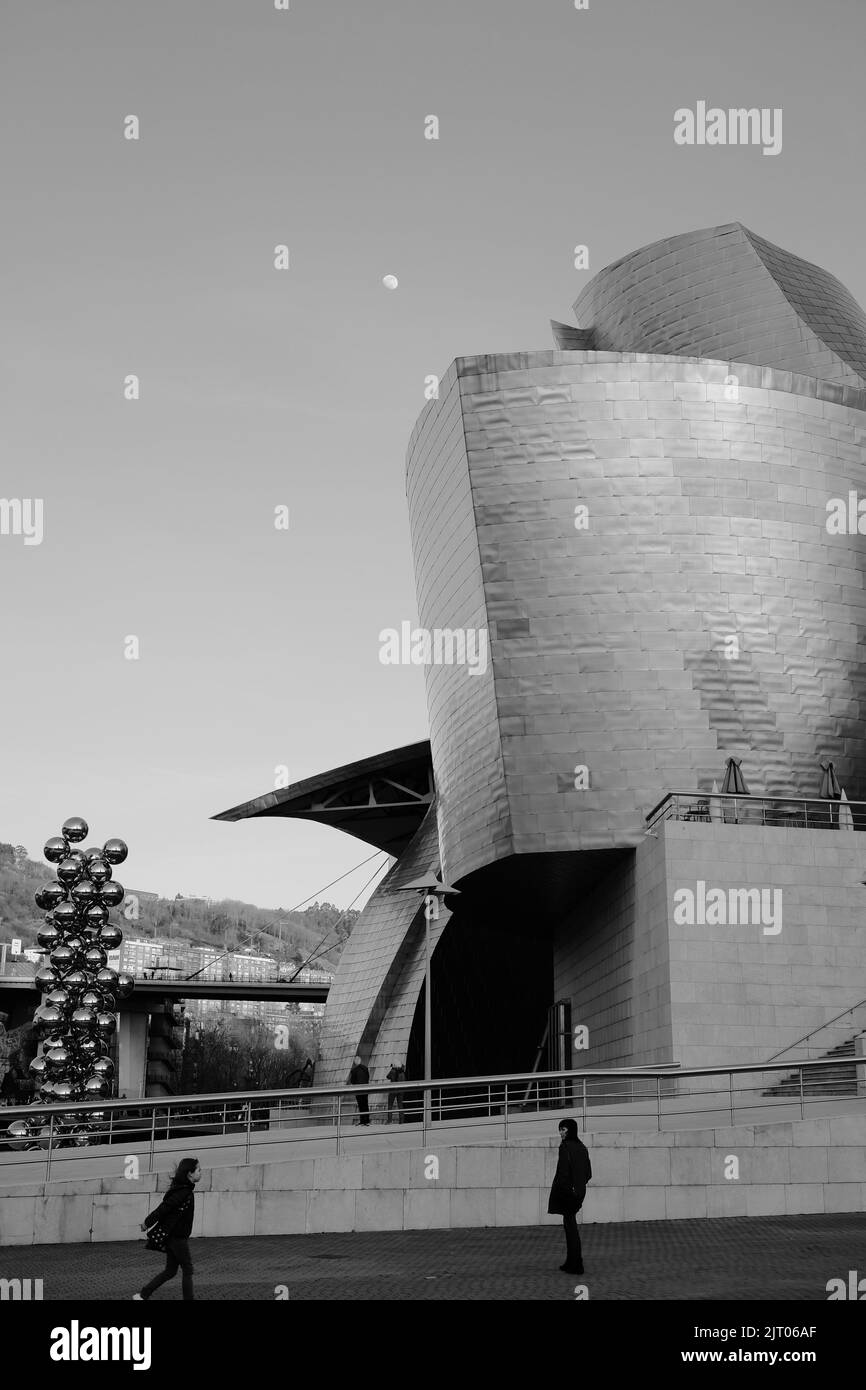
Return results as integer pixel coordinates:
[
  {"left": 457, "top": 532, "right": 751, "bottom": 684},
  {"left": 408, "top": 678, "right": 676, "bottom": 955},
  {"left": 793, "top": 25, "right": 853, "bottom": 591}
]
[{"left": 0, "top": 841, "right": 358, "bottom": 970}]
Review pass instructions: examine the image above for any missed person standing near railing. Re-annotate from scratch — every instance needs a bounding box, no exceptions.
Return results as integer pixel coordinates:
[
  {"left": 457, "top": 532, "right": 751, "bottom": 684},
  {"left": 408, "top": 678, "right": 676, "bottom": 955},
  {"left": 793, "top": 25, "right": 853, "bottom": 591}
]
[
  {"left": 0, "top": 1013, "right": 9, "bottom": 1096},
  {"left": 386, "top": 1060, "right": 406, "bottom": 1122},
  {"left": 349, "top": 1054, "right": 370, "bottom": 1125},
  {"left": 547, "top": 1119, "right": 592, "bottom": 1275}
]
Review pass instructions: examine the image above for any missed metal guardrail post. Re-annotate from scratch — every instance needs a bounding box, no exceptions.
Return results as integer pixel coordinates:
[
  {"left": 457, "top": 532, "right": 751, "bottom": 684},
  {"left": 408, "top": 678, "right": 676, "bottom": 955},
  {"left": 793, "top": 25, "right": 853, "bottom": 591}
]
[
  {"left": 149, "top": 1108, "right": 157, "bottom": 1173},
  {"left": 656, "top": 1076, "right": 661, "bottom": 1132},
  {"left": 335, "top": 1092, "right": 341, "bottom": 1156},
  {"left": 503, "top": 1081, "right": 508, "bottom": 1140},
  {"left": 729, "top": 1074, "right": 734, "bottom": 1126},
  {"left": 244, "top": 1102, "right": 252, "bottom": 1164},
  {"left": 799, "top": 1066, "right": 806, "bottom": 1120},
  {"left": 46, "top": 1112, "right": 55, "bottom": 1181},
  {"left": 582, "top": 1076, "right": 587, "bottom": 1131}
]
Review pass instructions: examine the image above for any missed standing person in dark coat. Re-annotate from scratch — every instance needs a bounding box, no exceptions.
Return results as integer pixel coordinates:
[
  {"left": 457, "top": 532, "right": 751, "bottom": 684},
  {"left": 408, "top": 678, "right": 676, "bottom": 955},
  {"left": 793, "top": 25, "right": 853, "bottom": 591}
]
[
  {"left": 547, "top": 1119, "right": 592, "bottom": 1274},
  {"left": 386, "top": 1060, "right": 406, "bottom": 1122},
  {"left": 1, "top": 1053, "right": 33, "bottom": 1107},
  {"left": 349, "top": 1054, "right": 370, "bottom": 1125},
  {"left": 134, "top": 1156, "right": 202, "bottom": 1301}
]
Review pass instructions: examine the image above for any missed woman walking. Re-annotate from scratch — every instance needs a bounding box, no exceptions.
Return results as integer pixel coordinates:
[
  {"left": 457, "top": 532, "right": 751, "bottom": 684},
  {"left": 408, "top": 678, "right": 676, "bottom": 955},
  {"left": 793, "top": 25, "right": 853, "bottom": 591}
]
[
  {"left": 547, "top": 1119, "right": 592, "bottom": 1274},
  {"left": 134, "top": 1156, "right": 201, "bottom": 1301}
]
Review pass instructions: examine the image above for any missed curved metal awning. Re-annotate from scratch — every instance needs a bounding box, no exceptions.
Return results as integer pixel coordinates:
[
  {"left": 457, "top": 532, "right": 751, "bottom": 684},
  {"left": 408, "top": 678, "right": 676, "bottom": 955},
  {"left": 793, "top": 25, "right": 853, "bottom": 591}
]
[{"left": 212, "top": 740, "right": 434, "bottom": 856}]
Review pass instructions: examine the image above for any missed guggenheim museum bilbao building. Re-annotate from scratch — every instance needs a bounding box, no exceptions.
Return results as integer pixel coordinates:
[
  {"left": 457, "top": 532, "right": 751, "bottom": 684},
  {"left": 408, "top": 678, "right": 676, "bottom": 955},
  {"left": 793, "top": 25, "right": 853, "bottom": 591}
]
[{"left": 218, "top": 222, "right": 866, "bottom": 1090}]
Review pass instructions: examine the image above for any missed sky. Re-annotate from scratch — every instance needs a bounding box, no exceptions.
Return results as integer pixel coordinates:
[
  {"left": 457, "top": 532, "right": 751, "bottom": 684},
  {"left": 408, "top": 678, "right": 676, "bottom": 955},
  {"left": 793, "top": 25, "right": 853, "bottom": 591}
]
[{"left": 1, "top": 0, "right": 864, "bottom": 913}]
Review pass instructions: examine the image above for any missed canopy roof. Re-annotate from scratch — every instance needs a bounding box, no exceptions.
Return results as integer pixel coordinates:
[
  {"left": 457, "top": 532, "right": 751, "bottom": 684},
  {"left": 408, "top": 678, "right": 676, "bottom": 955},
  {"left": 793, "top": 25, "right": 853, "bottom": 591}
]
[{"left": 212, "top": 741, "right": 434, "bottom": 856}]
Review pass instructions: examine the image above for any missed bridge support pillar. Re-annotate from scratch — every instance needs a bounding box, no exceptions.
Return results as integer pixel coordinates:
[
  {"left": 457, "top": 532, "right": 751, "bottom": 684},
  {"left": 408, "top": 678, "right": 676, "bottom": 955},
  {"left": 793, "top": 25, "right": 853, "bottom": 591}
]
[{"left": 117, "top": 1012, "right": 148, "bottom": 1099}]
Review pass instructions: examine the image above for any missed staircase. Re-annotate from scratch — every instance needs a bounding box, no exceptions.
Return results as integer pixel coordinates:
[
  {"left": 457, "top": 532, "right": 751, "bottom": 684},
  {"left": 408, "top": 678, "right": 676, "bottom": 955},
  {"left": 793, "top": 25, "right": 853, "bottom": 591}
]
[{"left": 762, "top": 1036, "right": 860, "bottom": 1099}]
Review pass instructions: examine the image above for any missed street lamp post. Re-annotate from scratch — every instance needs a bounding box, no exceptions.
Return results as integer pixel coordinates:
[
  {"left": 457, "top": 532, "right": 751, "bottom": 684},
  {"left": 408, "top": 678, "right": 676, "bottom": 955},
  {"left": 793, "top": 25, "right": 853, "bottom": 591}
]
[{"left": 400, "top": 867, "right": 460, "bottom": 1132}]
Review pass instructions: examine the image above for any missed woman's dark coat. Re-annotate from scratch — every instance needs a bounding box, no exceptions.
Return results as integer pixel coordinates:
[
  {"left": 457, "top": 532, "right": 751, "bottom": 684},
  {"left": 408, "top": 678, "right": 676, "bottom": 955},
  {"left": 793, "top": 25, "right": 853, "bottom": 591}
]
[
  {"left": 547, "top": 1134, "right": 592, "bottom": 1216},
  {"left": 144, "top": 1179, "right": 195, "bottom": 1239}
]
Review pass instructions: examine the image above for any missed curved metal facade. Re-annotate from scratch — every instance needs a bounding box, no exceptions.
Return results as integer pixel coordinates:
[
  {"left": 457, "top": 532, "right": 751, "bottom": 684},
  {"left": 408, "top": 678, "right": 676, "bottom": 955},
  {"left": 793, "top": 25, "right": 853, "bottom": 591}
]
[
  {"left": 573, "top": 222, "right": 866, "bottom": 391},
  {"left": 407, "top": 351, "right": 866, "bottom": 888},
  {"left": 314, "top": 802, "right": 451, "bottom": 1088},
  {"left": 309, "top": 224, "right": 866, "bottom": 1079}
]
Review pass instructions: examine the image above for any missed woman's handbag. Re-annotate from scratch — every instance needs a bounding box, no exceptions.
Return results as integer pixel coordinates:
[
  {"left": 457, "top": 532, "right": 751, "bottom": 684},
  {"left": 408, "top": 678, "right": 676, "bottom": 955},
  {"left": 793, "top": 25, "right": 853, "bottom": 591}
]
[
  {"left": 144, "top": 1195, "right": 191, "bottom": 1253},
  {"left": 144, "top": 1223, "right": 171, "bottom": 1253}
]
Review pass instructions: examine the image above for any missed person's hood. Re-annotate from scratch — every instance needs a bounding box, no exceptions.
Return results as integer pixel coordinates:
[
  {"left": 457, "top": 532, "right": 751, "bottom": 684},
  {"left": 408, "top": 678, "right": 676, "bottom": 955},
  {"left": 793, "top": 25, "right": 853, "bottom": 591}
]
[{"left": 559, "top": 1119, "right": 580, "bottom": 1142}]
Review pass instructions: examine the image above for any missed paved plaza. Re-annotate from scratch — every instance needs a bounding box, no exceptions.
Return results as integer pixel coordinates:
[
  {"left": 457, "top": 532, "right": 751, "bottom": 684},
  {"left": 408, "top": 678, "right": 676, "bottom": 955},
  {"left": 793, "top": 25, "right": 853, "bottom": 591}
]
[{"left": 4, "top": 1212, "right": 864, "bottom": 1301}]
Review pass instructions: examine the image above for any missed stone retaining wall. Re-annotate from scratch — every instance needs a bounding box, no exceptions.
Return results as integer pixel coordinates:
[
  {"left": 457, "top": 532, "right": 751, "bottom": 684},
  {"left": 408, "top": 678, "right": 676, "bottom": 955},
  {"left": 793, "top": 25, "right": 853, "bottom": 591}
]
[{"left": 2, "top": 1114, "right": 864, "bottom": 1245}]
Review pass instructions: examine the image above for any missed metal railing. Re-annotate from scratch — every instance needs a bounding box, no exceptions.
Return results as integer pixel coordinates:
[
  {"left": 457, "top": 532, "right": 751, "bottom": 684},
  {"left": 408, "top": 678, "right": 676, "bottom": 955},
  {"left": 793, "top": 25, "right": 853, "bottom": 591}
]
[
  {"left": 1, "top": 1056, "right": 864, "bottom": 1185},
  {"left": 646, "top": 791, "right": 866, "bottom": 832},
  {"left": 764, "top": 999, "right": 866, "bottom": 1065}
]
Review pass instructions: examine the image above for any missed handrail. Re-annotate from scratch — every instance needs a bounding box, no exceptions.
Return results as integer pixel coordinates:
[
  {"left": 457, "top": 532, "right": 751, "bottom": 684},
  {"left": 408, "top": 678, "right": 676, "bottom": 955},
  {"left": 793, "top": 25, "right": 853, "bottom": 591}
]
[
  {"left": 764, "top": 998, "right": 866, "bottom": 1064},
  {"left": 0, "top": 1053, "right": 858, "bottom": 1120},
  {"left": 645, "top": 789, "right": 866, "bottom": 823},
  {"left": 2, "top": 1054, "right": 863, "bottom": 1178}
]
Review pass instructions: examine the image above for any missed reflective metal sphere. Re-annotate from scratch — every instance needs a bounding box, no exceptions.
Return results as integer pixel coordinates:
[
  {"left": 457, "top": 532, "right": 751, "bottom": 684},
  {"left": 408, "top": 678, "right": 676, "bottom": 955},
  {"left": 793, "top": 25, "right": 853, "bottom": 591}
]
[
  {"left": 83, "top": 946, "right": 107, "bottom": 971},
  {"left": 52, "top": 1080, "right": 75, "bottom": 1102},
  {"left": 66, "top": 849, "right": 86, "bottom": 870},
  {"left": 44, "top": 836, "right": 68, "bottom": 863},
  {"left": 61, "top": 817, "right": 89, "bottom": 843},
  {"left": 45, "top": 1046, "right": 72, "bottom": 1073},
  {"left": 60, "top": 968, "right": 89, "bottom": 993},
  {"left": 40, "top": 882, "right": 67, "bottom": 909},
  {"left": 102, "top": 838, "right": 128, "bottom": 865},
  {"left": 95, "top": 968, "right": 119, "bottom": 990},
  {"left": 5, "top": 1120, "right": 31, "bottom": 1151},
  {"left": 71, "top": 879, "right": 99, "bottom": 906},
  {"left": 49, "top": 945, "right": 75, "bottom": 970},
  {"left": 90, "top": 1056, "right": 114, "bottom": 1079},
  {"left": 115, "top": 972, "right": 135, "bottom": 999},
  {"left": 29, "top": 1056, "right": 48, "bottom": 1080},
  {"left": 79, "top": 989, "right": 104, "bottom": 1011},
  {"left": 37, "top": 925, "right": 62, "bottom": 951},
  {"left": 35, "top": 965, "right": 60, "bottom": 991},
  {"left": 45, "top": 987, "right": 73, "bottom": 1014},
  {"left": 71, "top": 1007, "right": 98, "bottom": 1036},
  {"left": 56, "top": 858, "right": 83, "bottom": 886},
  {"left": 53, "top": 901, "right": 79, "bottom": 931},
  {"left": 83, "top": 1076, "right": 109, "bottom": 1099},
  {"left": 33, "top": 1002, "right": 64, "bottom": 1030},
  {"left": 82, "top": 846, "right": 104, "bottom": 862},
  {"left": 99, "top": 881, "right": 124, "bottom": 907},
  {"left": 84, "top": 902, "right": 108, "bottom": 929},
  {"left": 87, "top": 858, "right": 112, "bottom": 885},
  {"left": 99, "top": 924, "right": 123, "bottom": 950},
  {"left": 95, "top": 1012, "right": 117, "bottom": 1038}
]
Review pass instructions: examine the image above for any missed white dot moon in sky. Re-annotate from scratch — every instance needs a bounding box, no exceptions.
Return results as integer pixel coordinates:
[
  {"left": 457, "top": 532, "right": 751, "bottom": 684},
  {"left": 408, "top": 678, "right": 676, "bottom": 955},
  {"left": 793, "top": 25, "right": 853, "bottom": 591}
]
[{"left": 382, "top": 274, "right": 399, "bottom": 289}]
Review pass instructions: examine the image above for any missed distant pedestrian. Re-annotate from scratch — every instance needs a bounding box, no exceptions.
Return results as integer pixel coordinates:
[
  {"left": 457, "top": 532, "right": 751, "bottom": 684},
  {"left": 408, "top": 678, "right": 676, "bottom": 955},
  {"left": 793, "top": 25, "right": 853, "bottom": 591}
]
[
  {"left": 0, "top": 1013, "right": 10, "bottom": 1092},
  {"left": 1, "top": 1052, "right": 31, "bottom": 1107},
  {"left": 349, "top": 1054, "right": 370, "bottom": 1125},
  {"left": 134, "top": 1156, "right": 202, "bottom": 1301},
  {"left": 547, "top": 1119, "right": 592, "bottom": 1274},
  {"left": 386, "top": 1060, "right": 406, "bottom": 1122}
]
